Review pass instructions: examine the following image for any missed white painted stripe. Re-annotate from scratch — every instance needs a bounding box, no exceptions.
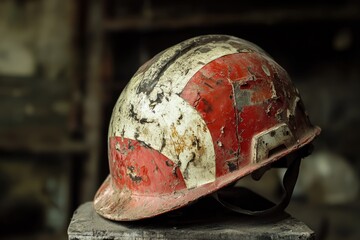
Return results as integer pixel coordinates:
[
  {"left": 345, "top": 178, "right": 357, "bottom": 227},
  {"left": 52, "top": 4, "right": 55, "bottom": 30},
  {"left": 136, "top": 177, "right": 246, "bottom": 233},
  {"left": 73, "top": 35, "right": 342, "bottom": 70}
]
[
  {"left": 109, "top": 36, "right": 257, "bottom": 188},
  {"left": 152, "top": 42, "right": 238, "bottom": 95}
]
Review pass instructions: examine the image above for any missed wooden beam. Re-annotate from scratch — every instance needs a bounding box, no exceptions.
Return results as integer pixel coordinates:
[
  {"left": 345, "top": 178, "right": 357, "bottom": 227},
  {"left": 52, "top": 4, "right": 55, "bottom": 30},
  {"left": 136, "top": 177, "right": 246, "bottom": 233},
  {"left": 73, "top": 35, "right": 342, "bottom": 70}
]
[{"left": 104, "top": 5, "right": 360, "bottom": 31}]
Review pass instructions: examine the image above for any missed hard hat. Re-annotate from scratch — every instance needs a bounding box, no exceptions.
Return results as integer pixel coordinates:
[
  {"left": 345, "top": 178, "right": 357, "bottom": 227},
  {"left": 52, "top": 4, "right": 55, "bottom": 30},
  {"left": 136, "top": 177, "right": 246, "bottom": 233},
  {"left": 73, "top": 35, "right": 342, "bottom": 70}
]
[{"left": 94, "top": 35, "right": 320, "bottom": 220}]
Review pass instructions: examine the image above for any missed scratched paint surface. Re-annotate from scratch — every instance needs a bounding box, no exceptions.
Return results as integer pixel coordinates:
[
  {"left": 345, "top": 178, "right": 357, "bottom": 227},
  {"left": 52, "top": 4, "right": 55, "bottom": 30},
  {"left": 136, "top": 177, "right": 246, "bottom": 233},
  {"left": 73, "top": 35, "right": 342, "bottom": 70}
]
[
  {"left": 181, "top": 53, "right": 277, "bottom": 175},
  {"left": 109, "top": 137, "right": 186, "bottom": 194},
  {"left": 108, "top": 35, "right": 267, "bottom": 189},
  {"left": 95, "top": 35, "right": 320, "bottom": 221}
]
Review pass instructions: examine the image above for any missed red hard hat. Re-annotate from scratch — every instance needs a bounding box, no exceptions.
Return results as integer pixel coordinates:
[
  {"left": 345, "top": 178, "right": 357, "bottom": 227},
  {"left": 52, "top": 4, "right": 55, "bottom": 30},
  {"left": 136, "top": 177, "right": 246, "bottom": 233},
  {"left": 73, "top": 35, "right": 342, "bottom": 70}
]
[{"left": 94, "top": 35, "right": 320, "bottom": 220}]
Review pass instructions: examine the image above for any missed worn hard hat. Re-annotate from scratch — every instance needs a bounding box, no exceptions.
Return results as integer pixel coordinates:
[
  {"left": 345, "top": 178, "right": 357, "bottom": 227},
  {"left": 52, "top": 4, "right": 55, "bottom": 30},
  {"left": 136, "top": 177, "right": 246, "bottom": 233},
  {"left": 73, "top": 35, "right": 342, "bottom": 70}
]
[{"left": 94, "top": 35, "right": 320, "bottom": 220}]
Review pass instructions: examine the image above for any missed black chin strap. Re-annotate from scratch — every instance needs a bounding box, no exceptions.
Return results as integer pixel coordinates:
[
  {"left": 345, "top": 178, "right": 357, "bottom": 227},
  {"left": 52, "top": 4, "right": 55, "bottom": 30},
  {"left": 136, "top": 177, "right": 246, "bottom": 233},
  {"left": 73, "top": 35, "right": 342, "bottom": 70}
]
[{"left": 212, "top": 157, "right": 301, "bottom": 216}]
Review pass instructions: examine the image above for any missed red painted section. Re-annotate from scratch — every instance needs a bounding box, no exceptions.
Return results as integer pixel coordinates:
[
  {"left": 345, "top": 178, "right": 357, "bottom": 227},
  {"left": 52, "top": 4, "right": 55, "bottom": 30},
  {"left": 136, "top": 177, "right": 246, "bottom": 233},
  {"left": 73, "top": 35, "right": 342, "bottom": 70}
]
[
  {"left": 180, "top": 58, "right": 238, "bottom": 176},
  {"left": 181, "top": 53, "right": 288, "bottom": 175},
  {"left": 109, "top": 137, "right": 186, "bottom": 194}
]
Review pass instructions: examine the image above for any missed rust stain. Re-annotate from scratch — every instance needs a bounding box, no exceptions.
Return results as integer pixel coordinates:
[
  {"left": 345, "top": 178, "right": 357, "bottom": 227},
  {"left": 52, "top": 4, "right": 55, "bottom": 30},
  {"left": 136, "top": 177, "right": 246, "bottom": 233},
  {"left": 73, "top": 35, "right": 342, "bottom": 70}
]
[{"left": 170, "top": 124, "right": 186, "bottom": 155}]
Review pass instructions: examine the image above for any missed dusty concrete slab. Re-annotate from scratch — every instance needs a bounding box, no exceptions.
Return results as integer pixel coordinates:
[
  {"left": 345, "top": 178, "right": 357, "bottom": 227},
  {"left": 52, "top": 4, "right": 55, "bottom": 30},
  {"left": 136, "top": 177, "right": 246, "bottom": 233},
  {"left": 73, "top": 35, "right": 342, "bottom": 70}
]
[{"left": 68, "top": 196, "right": 315, "bottom": 240}]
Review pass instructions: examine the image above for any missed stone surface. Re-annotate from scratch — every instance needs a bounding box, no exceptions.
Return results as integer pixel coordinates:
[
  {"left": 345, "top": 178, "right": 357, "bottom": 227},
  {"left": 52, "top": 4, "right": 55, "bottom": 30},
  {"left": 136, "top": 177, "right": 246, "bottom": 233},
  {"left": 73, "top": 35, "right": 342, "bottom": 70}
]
[{"left": 68, "top": 193, "right": 315, "bottom": 240}]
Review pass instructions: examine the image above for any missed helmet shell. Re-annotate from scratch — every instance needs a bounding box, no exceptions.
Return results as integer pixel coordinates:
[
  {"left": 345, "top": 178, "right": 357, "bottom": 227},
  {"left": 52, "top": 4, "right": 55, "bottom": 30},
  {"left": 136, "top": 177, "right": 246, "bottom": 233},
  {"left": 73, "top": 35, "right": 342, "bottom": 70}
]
[{"left": 94, "top": 35, "right": 320, "bottom": 220}]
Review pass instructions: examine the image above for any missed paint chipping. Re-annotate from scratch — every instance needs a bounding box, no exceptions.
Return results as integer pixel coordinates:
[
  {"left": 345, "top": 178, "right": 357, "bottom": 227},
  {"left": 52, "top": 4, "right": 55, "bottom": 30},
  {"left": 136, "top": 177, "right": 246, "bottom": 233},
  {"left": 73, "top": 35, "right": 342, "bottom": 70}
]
[
  {"left": 115, "top": 142, "right": 120, "bottom": 151},
  {"left": 234, "top": 82, "right": 252, "bottom": 111},
  {"left": 172, "top": 164, "right": 179, "bottom": 178},
  {"left": 127, "top": 166, "right": 143, "bottom": 183},
  {"left": 193, "top": 93, "right": 201, "bottom": 107},
  {"left": 139, "top": 118, "right": 154, "bottom": 124},
  {"left": 163, "top": 160, "right": 171, "bottom": 167},
  {"left": 110, "top": 35, "right": 250, "bottom": 189},
  {"left": 286, "top": 109, "right": 291, "bottom": 118},
  {"left": 160, "top": 137, "right": 166, "bottom": 152},
  {"left": 192, "top": 137, "right": 201, "bottom": 150},
  {"left": 227, "top": 161, "right": 237, "bottom": 172},
  {"left": 129, "top": 104, "right": 154, "bottom": 124},
  {"left": 266, "top": 103, "right": 272, "bottom": 114},
  {"left": 290, "top": 96, "right": 301, "bottom": 116},
  {"left": 182, "top": 153, "right": 196, "bottom": 181},
  {"left": 197, "top": 46, "right": 212, "bottom": 53},
  {"left": 201, "top": 99, "right": 213, "bottom": 113},
  {"left": 262, "top": 64, "right": 271, "bottom": 76},
  {"left": 177, "top": 114, "right": 183, "bottom": 125},
  {"left": 204, "top": 82, "right": 214, "bottom": 89},
  {"left": 228, "top": 78, "right": 242, "bottom": 159},
  {"left": 276, "top": 108, "right": 284, "bottom": 121},
  {"left": 127, "top": 141, "right": 134, "bottom": 150}
]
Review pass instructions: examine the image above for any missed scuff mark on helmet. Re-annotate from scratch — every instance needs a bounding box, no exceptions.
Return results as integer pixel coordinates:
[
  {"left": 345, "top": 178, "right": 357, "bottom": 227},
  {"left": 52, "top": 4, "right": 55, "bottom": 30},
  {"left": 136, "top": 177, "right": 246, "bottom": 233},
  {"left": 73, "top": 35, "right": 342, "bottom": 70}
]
[
  {"left": 127, "top": 166, "right": 143, "bottom": 183},
  {"left": 233, "top": 82, "right": 253, "bottom": 111},
  {"left": 182, "top": 152, "right": 196, "bottom": 181},
  {"left": 136, "top": 35, "right": 233, "bottom": 96},
  {"left": 226, "top": 161, "right": 237, "bottom": 172},
  {"left": 158, "top": 135, "right": 166, "bottom": 152}
]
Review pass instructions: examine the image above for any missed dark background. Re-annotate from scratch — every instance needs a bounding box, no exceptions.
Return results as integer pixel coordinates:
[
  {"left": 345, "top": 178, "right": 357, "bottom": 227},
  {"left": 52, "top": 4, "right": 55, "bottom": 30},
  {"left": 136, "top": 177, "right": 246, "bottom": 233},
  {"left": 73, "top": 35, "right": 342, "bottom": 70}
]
[{"left": 0, "top": 0, "right": 359, "bottom": 239}]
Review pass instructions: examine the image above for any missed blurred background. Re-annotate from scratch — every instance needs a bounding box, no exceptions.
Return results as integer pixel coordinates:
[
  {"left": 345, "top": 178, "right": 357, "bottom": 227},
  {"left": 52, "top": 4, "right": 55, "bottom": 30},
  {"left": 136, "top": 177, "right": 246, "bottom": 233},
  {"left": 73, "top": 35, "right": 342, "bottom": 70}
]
[{"left": 0, "top": 0, "right": 359, "bottom": 239}]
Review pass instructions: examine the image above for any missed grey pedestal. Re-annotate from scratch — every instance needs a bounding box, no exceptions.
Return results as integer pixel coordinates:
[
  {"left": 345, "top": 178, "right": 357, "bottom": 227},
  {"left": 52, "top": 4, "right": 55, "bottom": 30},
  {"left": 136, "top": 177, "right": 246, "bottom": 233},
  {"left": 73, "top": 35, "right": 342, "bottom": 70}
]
[{"left": 68, "top": 193, "right": 315, "bottom": 240}]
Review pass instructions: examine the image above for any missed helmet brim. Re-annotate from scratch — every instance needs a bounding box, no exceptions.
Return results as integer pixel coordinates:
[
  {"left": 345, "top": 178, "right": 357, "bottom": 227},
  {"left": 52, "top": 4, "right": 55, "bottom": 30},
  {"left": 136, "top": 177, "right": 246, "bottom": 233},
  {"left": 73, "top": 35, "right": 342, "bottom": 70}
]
[{"left": 94, "top": 126, "right": 320, "bottom": 221}]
